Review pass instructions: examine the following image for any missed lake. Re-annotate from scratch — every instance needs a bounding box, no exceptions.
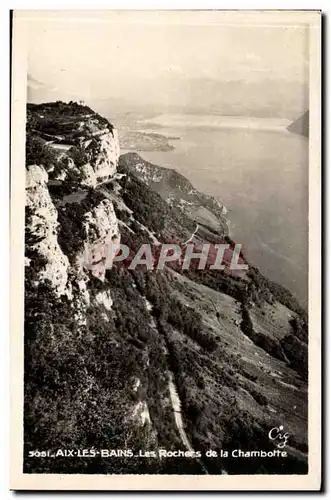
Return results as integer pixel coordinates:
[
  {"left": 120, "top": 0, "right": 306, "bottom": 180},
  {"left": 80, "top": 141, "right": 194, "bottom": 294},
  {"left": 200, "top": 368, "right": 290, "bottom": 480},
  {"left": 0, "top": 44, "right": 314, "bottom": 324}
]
[{"left": 137, "top": 114, "right": 308, "bottom": 307}]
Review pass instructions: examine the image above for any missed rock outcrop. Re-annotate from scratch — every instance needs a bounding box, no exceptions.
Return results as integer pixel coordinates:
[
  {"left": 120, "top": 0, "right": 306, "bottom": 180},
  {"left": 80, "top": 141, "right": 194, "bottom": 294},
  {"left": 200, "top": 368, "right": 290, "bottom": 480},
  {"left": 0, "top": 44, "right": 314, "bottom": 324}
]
[
  {"left": 93, "top": 128, "right": 120, "bottom": 181},
  {"left": 25, "top": 164, "right": 69, "bottom": 297},
  {"left": 81, "top": 198, "right": 120, "bottom": 279}
]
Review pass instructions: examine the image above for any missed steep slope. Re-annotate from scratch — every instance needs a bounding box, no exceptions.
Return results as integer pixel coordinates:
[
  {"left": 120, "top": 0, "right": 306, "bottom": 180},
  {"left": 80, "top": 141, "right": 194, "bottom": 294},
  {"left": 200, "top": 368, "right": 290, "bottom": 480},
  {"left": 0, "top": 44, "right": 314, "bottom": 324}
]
[
  {"left": 24, "top": 101, "right": 308, "bottom": 475},
  {"left": 119, "top": 152, "right": 228, "bottom": 235}
]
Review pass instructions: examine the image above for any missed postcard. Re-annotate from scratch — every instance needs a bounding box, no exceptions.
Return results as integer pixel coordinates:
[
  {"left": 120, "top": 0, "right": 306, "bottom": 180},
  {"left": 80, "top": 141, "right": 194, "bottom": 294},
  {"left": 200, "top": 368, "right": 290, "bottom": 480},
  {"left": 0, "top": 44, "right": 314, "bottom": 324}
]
[{"left": 10, "top": 9, "right": 321, "bottom": 491}]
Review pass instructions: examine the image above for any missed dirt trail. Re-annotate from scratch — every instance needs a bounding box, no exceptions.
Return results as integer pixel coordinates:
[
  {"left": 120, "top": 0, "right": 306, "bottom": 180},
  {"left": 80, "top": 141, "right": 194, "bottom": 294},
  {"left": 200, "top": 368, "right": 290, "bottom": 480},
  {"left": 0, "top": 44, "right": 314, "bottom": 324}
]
[
  {"left": 167, "top": 372, "right": 210, "bottom": 474},
  {"left": 168, "top": 373, "right": 195, "bottom": 452},
  {"left": 184, "top": 224, "right": 199, "bottom": 245}
]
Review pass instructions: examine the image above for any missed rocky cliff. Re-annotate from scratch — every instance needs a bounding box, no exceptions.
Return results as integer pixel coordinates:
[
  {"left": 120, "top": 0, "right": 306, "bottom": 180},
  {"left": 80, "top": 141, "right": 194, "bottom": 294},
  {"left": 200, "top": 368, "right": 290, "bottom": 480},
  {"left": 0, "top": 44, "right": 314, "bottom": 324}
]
[{"left": 24, "top": 102, "right": 308, "bottom": 475}]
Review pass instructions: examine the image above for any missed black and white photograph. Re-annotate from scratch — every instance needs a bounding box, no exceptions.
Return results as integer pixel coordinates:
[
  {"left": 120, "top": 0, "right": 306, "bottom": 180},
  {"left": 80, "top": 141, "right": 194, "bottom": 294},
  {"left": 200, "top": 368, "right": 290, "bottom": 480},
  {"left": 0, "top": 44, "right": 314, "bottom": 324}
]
[{"left": 10, "top": 9, "right": 321, "bottom": 490}]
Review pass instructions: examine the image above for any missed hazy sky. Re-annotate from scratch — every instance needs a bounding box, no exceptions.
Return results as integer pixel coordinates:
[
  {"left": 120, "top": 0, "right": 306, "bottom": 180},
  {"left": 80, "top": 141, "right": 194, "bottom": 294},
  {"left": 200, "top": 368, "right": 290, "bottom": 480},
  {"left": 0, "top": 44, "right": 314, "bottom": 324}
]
[{"left": 25, "top": 11, "right": 309, "bottom": 112}]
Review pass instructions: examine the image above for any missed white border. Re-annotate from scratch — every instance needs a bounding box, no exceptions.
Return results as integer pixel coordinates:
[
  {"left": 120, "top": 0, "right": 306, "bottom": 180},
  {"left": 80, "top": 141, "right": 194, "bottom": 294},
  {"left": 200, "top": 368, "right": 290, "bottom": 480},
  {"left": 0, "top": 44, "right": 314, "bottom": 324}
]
[{"left": 8, "top": 8, "right": 322, "bottom": 493}]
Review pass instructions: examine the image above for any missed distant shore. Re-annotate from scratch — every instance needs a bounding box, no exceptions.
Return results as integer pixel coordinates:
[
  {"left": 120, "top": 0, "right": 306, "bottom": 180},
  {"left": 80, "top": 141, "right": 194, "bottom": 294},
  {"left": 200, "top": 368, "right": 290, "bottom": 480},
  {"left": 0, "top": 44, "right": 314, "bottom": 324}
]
[
  {"left": 139, "top": 113, "right": 292, "bottom": 133},
  {"left": 119, "top": 129, "right": 180, "bottom": 152}
]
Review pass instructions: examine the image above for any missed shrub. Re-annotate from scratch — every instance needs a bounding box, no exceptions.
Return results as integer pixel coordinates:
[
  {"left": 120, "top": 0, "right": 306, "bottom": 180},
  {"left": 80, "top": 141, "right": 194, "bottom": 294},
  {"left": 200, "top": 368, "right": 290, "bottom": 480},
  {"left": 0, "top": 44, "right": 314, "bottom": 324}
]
[
  {"left": 249, "top": 388, "right": 268, "bottom": 406},
  {"left": 25, "top": 134, "right": 58, "bottom": 168},
  {"left": 68, "top": 145, "right": 88, "bottom": 168}
]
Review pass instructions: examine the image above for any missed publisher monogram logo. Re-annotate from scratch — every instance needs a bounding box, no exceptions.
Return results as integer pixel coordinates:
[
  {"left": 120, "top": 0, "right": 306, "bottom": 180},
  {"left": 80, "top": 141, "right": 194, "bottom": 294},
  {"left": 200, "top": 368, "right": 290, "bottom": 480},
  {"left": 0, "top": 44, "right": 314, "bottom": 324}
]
[{"left": 268, "top": 426, "right": 290, "bottom": 449}]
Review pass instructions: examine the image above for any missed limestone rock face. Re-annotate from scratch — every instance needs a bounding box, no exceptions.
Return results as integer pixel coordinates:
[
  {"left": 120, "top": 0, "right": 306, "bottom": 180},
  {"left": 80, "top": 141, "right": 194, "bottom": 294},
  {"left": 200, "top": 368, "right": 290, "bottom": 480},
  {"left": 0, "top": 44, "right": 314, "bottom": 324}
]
[
  {"left": 81, "top": 199, "right": 121, "bottom": 279},
  {"left": 25, "top": 164, "right": 69, "bottom": 297},
  {"left": 94, "top": 289, "right": 113, "bottom": 311},
  {"left": 58, "top": 129, "right": 120, "bottom": 186},
  {"left": 80, "top": 163, "right": 97, "bottom": 188},
  {"left": 26, "top": 163, "right": 48, "bottom": 188},
  {"left": 93, "top": 129, "right": 120, "bottom": 182},
  {"left": 131, "top": 400, "right": 151, "bottom": 426},
  {"left": 25, "top": 104, "right": 122, "bottom": 303}
]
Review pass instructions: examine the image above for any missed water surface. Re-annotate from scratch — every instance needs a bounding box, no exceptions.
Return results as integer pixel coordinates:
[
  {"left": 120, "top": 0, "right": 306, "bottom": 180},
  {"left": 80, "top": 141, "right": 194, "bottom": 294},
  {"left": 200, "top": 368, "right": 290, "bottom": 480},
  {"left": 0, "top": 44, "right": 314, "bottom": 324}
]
[{"left": 137, "top": 114, "right": 308, "bottom": 307}]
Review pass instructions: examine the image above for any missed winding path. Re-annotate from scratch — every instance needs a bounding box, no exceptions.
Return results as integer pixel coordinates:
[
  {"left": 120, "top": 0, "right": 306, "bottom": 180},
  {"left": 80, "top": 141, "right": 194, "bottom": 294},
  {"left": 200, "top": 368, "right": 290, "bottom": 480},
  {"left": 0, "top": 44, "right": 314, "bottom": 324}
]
[
  {"left": 167, "top": 371, "right": 209, "bottom": 474},
  {"left": 168, "top": 373, "right": 195, "bottom": 453},
  {"left": 184, "top": 224, "right": 199, "bottom": 245}
]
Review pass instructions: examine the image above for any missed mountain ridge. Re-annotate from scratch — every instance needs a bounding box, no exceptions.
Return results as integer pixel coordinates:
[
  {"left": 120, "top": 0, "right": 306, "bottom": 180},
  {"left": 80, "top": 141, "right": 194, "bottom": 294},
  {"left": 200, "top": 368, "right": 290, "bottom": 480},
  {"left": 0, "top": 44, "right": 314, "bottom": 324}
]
[
  {"left": 287, "top": 111, "right": 309, "bottom": 138},
  {"left": 119, "top": 152, "right": 228, "bottom": 236}
]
